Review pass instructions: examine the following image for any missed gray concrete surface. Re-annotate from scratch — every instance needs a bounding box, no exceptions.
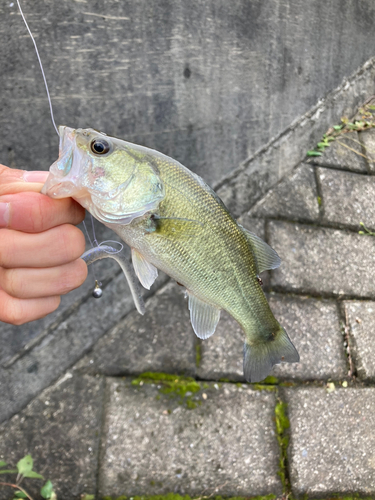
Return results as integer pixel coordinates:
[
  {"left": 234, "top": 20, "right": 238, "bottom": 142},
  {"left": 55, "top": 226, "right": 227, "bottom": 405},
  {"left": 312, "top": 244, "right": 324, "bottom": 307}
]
[
  {"left": 286, "top": 387, "right": 375, "bottom": 497},
  {"left": 2, "top": 0, "right": 375, "bottom": 190},
  {"left": 345, "top": 300, "right": 375, "bottom": 381},
  {"left": 270, "top": 295, "right": 348, "bottom": 380},
  {"left": 0, "top": 372, "right": 104, "bottom": 500},
  {"left": 360, "top": 128, "right": 375, "bottom": 172},
  {"left": 1, "top": 33, "right": 375, "bottom": 500},
  {"left": 248, "top": 163, "right": 320, "bottom": 222},
  {"left": 318, "top": 167, "right": 375, "bottom": 230},
  {"left": 217, "top": 57, "right": 375, "bottom": 217},
  {"left": 269, "top": 221, "right": 375, "bottom": 298},
  {"left": 99, "top": 379, "right": 282, "bottom": 497},
  {"left": 75, "top": 281, "right": 197, "bottom": 377}
]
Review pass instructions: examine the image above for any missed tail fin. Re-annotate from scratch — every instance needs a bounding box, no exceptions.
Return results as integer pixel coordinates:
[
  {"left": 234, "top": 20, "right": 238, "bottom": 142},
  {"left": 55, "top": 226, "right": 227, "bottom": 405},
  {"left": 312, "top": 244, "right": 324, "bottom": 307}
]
[{"left": 243, "top": 326, "right": 299, "bottom": 383}]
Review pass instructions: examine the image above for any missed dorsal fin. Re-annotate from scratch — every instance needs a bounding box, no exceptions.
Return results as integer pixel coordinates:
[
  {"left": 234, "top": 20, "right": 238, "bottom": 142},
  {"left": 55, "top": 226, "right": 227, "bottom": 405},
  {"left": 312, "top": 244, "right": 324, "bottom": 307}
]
[
  {"left": 187, "top": 291, "right": 221, "bottom": 340},
  {"left": 239, "top": 225, "right": 281, "bottom": 274}
]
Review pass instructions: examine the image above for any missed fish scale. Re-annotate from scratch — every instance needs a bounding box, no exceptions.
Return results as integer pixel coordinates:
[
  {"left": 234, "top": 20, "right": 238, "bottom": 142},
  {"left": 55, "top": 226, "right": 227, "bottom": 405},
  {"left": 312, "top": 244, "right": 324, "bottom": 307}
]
[
  {"left": 42, "top": 126, "right": 299, "bottom": 382},
  {"left": 115, "top": 153, "right": 279, "bottom": 341}
]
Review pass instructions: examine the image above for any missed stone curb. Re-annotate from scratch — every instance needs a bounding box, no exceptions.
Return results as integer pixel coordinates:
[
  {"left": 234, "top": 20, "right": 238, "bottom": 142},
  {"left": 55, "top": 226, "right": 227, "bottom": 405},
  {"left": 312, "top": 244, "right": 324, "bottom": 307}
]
[{"left": 217, "top": 57, "right": 375, "bottom": 217}]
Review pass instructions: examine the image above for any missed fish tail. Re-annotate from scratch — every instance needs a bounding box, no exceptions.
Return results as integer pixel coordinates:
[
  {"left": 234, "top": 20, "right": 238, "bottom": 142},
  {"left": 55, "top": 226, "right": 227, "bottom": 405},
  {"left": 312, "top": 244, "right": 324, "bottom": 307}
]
[{"left": 243, "top": 325, "right": 299, "bottom": 383}]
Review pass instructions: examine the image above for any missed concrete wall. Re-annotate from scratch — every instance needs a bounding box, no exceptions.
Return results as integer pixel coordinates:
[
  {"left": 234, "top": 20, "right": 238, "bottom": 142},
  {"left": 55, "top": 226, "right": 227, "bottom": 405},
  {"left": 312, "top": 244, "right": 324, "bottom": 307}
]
[{"left": 1, "top": 0, "right": 375, "bottom": 185}]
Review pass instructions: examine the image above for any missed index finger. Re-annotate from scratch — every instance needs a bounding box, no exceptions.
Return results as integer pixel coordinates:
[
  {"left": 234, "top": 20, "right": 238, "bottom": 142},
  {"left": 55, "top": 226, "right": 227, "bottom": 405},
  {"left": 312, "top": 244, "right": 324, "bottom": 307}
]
[{"left": 0, "top": 192, "right": 85, "bottom": 232}]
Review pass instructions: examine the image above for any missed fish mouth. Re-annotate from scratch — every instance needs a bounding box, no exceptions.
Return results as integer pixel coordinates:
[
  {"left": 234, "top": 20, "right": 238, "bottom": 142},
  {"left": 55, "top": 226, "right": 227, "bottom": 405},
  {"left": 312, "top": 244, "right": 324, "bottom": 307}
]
[
  {"left": 42, "top": 126, "right": 86, "bottom": 199},
  {"left": 42, "top": 180, "right": 79, "bottom": 198}
]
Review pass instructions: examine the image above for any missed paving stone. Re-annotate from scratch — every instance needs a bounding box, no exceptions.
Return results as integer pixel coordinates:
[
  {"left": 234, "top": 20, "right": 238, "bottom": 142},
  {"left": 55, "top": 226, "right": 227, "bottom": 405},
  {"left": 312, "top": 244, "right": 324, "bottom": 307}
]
[
  {"left": 360, "top": 128, "right": 375, "bottom": 172},
  {"left": 197, "top": 310, "right": 244, "bottom": 381},
  {"left": 285, "top": 387, "right": 375, "bottom": 496},
  {"left": 197, "top": 294, "right": 346, "bottom": 382},
  {"left": 99, "top": 379, "right": 282, "bottom": 497},
  {"left": 75, "top": 281, "right": 196, "bottom": 377},
  {"left": 344, "top": 300, "right": 375, "bottom": 380},
  {"left": 269, "top": 220, "right": 375, "bottom": 298},
  {"left": 318, "top": 167, "right": 375, "bottom": 230},
  {"left": 0, "top": 269, "right": 168, "bottom": 424},
  {"left": 0, "top": 372, "right": 104, "bottom": 500},
  {"left": 310, "top": 131, "right": 367, "bottom": 172},
  {"left": 248, "top": 164, "right": 319, "bottom": 222},
  {"left": 270, "top": 295, "right": 347, "bottom": 380},
  {"left": 237, "top": 214, "right": 265, "bottom": 240}
]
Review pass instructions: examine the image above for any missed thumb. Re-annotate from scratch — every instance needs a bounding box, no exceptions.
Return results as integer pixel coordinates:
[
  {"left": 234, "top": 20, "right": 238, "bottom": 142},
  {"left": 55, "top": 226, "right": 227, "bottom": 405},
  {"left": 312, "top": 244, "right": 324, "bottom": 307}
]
[{"left": 0, "top": 164, "right": 49, "bottom": 196}]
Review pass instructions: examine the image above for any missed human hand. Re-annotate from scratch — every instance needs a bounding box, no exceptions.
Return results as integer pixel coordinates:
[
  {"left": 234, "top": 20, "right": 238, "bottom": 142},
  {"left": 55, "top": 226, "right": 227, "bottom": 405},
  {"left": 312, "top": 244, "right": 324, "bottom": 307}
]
[{"left": 0, "top": 164, "right": 87, "bottom": 325}]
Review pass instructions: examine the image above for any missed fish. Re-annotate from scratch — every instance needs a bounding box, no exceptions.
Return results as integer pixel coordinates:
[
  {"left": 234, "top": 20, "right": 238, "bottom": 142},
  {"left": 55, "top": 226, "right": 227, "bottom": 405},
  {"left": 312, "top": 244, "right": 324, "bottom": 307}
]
[{"left": 42, "top": 125, "right": 299, "bottom": 382}]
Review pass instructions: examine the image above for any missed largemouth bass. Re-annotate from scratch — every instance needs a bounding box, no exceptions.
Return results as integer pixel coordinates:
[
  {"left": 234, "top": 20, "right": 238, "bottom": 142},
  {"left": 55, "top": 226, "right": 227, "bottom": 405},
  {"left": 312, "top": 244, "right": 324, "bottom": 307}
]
[{"left": 42, "top": 126, "right": 299, "bottom": 382}]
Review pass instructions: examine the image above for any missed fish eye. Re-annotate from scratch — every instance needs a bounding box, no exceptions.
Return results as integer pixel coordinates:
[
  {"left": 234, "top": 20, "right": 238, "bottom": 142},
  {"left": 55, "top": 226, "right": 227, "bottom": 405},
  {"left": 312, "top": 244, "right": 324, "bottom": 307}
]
[{"left": 90, "top": 138, "right": 110, "bottom": 155}]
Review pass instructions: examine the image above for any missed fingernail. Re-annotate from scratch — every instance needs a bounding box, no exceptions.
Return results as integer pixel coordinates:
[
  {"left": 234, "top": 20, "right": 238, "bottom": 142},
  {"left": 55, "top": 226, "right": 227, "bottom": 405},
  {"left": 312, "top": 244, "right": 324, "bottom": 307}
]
[
  {"left": 0, "top": 203, "right": 10, "bottom": 228},
  {"left": 23, "top": 171, "right": 49, "bottom": 183}
]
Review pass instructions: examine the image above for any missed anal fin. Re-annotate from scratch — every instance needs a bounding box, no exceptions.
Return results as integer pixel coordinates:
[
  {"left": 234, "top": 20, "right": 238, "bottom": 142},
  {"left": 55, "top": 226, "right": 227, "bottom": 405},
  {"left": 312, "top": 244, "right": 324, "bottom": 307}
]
[
  {"left": 131, "top": 248, "right": 158, "bottom": 290},
  {"left": 187, "top": 291, "right": 221, "bottom": 340}
]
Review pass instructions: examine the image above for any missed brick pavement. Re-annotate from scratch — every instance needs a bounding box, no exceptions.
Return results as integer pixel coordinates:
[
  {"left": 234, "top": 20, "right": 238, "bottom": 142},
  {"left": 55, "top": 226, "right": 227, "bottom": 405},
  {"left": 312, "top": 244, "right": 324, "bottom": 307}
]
[{"left": 1, "top": 110, "right": 375, "bottom": 499}]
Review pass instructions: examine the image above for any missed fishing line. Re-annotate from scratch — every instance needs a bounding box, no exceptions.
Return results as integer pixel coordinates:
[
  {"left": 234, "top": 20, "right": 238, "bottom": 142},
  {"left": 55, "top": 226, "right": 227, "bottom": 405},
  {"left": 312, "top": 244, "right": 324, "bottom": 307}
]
[
  {"left": 16, "top": 0, "right": 102, "bottom": 263},
  {"left": 82, "top": 220, "right": 94, "bottom": 248},
  {"left": 88, "top": 209, "right": 125, "bottom": 253},
  {"left": 91, "top": 212, "right": 99, "bottom": 247},
  {"left": 81, "top": 218, "right": 102, "bottom": 295},
  {"left": 82, "top": 219, "right": 125, "bottom": 298},
  {"left": 16, "top": 0, "right": 123, "bottom": 298},
  {"left": 88, "top": 212, "right": 125, "bottom": 255},
  {"left": 16, "top": 0, "right": 59, "bottom": 136},
  {"left": 83, "top": 219, "right": 123, "bottom": 255},
  {"left": 99, "top": 241, "right": 124, "bottom": 254}
]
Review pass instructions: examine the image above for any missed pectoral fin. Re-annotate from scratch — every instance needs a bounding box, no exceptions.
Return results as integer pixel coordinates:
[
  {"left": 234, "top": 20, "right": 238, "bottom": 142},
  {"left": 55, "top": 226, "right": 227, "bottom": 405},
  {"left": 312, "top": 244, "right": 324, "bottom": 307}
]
[
  {"left": 187, "top": 292, "right": 221, "bottom": 339},
  {"left": 240, "top": 225, "right": 281, "bottom": 274},
  {"left": 131, "top": 248, "right": 158, "bottom": 290}
]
